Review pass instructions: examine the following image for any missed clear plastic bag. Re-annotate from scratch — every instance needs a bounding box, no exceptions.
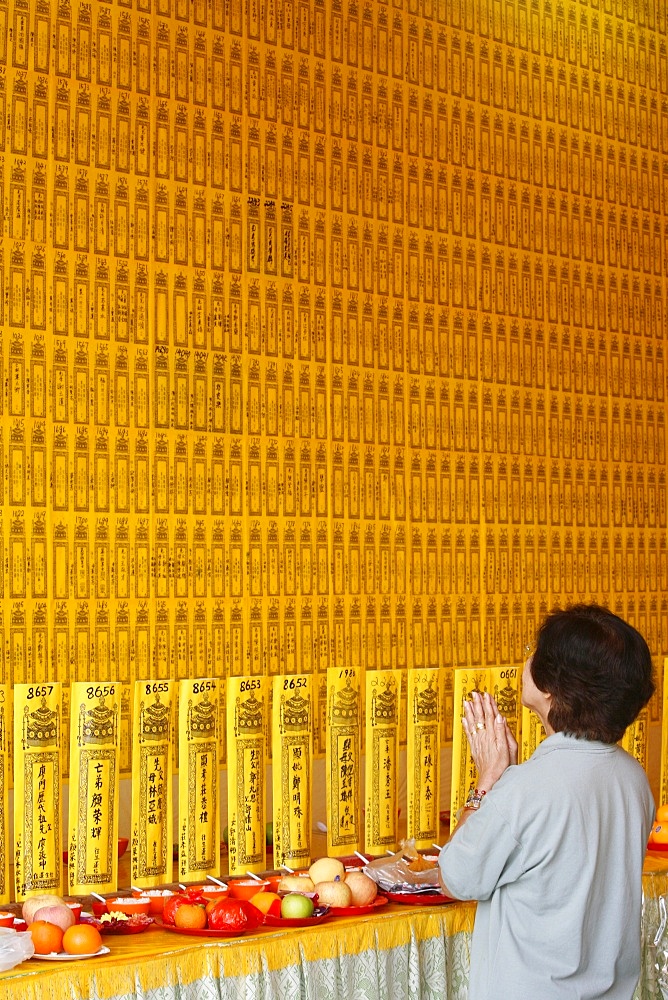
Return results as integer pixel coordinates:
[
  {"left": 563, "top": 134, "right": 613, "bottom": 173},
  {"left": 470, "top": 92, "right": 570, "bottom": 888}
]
[
  {"left": 364, "top": 838, "right": 441, "bottom": 893},
  {"left": 0, "top": 927, "right": 34, "bottom": 971}
]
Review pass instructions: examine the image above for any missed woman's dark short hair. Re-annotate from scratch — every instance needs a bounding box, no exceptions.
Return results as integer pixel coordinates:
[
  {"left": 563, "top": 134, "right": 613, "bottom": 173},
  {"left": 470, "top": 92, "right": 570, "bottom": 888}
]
[{"left": 529, "top": 603, "right": 655, "bottom": 743}]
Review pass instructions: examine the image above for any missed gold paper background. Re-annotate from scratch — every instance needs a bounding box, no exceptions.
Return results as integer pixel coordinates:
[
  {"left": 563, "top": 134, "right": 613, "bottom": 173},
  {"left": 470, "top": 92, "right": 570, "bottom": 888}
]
[{"left": 0, "top": 0, "right": 665, "bottom": 770}]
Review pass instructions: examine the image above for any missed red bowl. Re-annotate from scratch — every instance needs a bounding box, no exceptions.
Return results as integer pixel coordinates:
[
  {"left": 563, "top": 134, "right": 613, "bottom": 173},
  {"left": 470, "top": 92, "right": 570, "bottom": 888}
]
[
  {"left": 66, "top": 902, "right": 82, "bottom": 924},
  {"left": 0, "top": 913, "right": 13, "bottom": 928},
  {"left": 97, "top": 913, "right": 154, "bottom": 935},
  {"left": 107, "top": 896, "right": 151, "bottom": 916},
  {"left": 132, "top": 889, "right": 175, "bottom": 914},
  {"left": 201, "top": 885, "right": 230, "bottom": 901},
  {"left": 92, "top": 900, "right": 109, "bottom": 917},
  {"left": 228, "top": 879, "right": 269, "bottom": 900}
]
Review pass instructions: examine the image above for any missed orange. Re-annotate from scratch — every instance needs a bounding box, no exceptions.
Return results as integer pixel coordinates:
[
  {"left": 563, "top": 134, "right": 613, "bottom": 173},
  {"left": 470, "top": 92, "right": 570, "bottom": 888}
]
[
  {"left": 248, "top": 891, "right": 282, "bottom": 915},
  {"left": 174, "top": 903, "right": 207, "bottom": 930},
  {"left": 650, "top": 822, "right": 668, "bottom": 845},
  {"left": 29, "top": 920, "right": 64, "bottom": 955},
  {"left": 656, "top": 805, "right": 668, "bottom": 823},
  {"left": 62, "top": 923, "right": 103, "bottom": 956}
]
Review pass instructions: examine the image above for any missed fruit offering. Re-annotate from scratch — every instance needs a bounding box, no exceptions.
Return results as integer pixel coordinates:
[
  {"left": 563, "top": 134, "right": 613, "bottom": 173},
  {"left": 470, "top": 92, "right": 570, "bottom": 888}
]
[
  {"left": 29, "top": 920, "right": 64, "bottom": 955},
  {"left": 22, "top": 893, "right": 67, "bottom": 925},
  {"left": 248, "top": 891, "right": 282, "bottom": 917},
  {"left": 62, "top": 923, "right": 103, "bottom": 955},
  {"left": 650, "top": 821, "right": 668, "bottom": 845},
  {"left": 31, "top": 903, "right": 76, "bottom": 933},
  {"left": 161, "top": 890, "right": 262, "bottom": 933},
  {"left": 29, "top": 913, "right": 105, "bottom": 956},
  {"left": 309, "top": 857, "right": 345, "bottom": 883},
  {"left": 93, "top": 912, "right": 154, "bottom": 935},
  {"left": 648, "top": 806, "right": 668, "bottom": 846},
  {"left": 174, "top": 903, "right": 207, "bottom": 930},
  {"left": 280, "top": 893, "right": 315, "bottom": 919},
  {"left": 277, "top": 874, "right": 315, "bottom": 894},
  {"left": 287, "top": 856, "right": 379, "bottom": 908},
  {"left": 207, "top": 898, "right": 261, "bottom": 932},
  {"left": 344, "top": 871, "right": 379, "bottom": 906},
  {"left": 162, "top": 886, "right": 207, "bottom": 925},
  {"left": 313, "top": 880, "right": 352, "bottom": 907},
  {"left": 273, "top": 856, "right": 379, "bottom": 908}
]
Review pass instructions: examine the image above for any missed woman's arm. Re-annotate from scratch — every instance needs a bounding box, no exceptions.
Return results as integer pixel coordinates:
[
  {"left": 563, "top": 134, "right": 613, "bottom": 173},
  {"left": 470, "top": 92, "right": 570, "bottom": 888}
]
[{"left": 438, "top": 691, "right": 518, "bottom": 897}]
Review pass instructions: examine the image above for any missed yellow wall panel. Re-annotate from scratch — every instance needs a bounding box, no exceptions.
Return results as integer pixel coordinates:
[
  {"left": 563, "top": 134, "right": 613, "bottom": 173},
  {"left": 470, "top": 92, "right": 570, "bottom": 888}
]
[{"left": 0, "top": 0, "right": 662, "bottom": 770}]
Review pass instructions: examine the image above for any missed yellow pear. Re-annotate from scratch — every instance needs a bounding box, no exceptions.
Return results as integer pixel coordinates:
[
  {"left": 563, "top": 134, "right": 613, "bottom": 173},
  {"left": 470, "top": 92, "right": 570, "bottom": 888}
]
[
  {"left": 314, "top": 880, "right": 353, "bottom": 907},
  {"left": 308, "top": 856, "right": 346, "bottom": 884},
  {"left": 277, "top": 874, "right": 315, "bottom": 894},
  {"left": 344, "top": 871, "right": 378, "bottom": 906}
]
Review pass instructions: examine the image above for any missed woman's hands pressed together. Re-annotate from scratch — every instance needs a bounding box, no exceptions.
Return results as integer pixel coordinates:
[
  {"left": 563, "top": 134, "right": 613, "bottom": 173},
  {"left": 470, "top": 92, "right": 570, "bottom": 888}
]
[{"left": 463, "top": 690, "right": 518, "bottom": 794}]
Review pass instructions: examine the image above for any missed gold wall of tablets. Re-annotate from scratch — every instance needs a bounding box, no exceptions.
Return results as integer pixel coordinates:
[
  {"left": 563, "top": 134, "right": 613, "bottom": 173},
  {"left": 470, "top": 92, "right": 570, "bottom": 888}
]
[{"left": 0, "top": 0, "right": 664, "bottom": 768}]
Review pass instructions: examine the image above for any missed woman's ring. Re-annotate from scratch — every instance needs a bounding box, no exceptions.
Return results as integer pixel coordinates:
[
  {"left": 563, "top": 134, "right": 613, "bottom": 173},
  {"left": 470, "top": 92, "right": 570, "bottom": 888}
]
[{"left": 475, "top": 722, "right": 486, "bottom": 731}]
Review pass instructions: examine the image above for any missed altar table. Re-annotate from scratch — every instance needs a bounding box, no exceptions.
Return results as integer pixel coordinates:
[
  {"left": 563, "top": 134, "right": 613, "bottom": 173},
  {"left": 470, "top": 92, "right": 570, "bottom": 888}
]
[
  {"left": 0, "top": 860, "right": 665, "bottom": 1000},
  {"left": 0, "top": 900, "right": 475, "bottom": 1000}
]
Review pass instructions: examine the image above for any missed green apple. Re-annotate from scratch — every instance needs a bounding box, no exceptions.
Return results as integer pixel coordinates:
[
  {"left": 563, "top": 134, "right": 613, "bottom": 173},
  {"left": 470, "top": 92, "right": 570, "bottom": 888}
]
[{"left": 280, "top": 893, "right": 314, "bottom": 919}]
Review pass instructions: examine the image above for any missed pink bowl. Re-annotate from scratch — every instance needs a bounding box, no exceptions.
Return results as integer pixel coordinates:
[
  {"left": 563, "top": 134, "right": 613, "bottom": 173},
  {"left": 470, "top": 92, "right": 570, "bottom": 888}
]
[{"left": 228, "top": 879, "right": 269, "bottom": 900}]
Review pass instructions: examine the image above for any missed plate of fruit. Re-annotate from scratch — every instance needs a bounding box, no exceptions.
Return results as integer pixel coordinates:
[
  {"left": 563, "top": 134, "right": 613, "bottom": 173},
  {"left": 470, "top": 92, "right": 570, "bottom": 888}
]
[
  {"left": 648, "top": 805, "right": 668, "bottom": 850},
  {"left": 262, "top": 900, "right": 331, "bottom": 927},
  {"left": 83, "top": 912, "right": 154, "bottom": 935},
  {"left": 328, "top": 895, "right": 389, "bottom": 916},
  {"left": 28, "top": 920, "right": 108, "bottom": 959},
  {"left": 276, "top": 857, "right": 382, "bottom": 912},
  {"left": 36, "top": 945, "right": 111, "bottom": 961},
  {"left": 383, "top": 889, "right": 453, "bottom": 905},
  {"left": 162, "top": 891, "right": 263, "bottom": 936}
]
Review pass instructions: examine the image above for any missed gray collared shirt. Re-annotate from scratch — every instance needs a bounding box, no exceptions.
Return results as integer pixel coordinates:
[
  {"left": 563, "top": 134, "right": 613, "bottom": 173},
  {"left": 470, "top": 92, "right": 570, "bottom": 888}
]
[{"left": 439, "top": 733, "right": 654, "bottom": 1000}]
